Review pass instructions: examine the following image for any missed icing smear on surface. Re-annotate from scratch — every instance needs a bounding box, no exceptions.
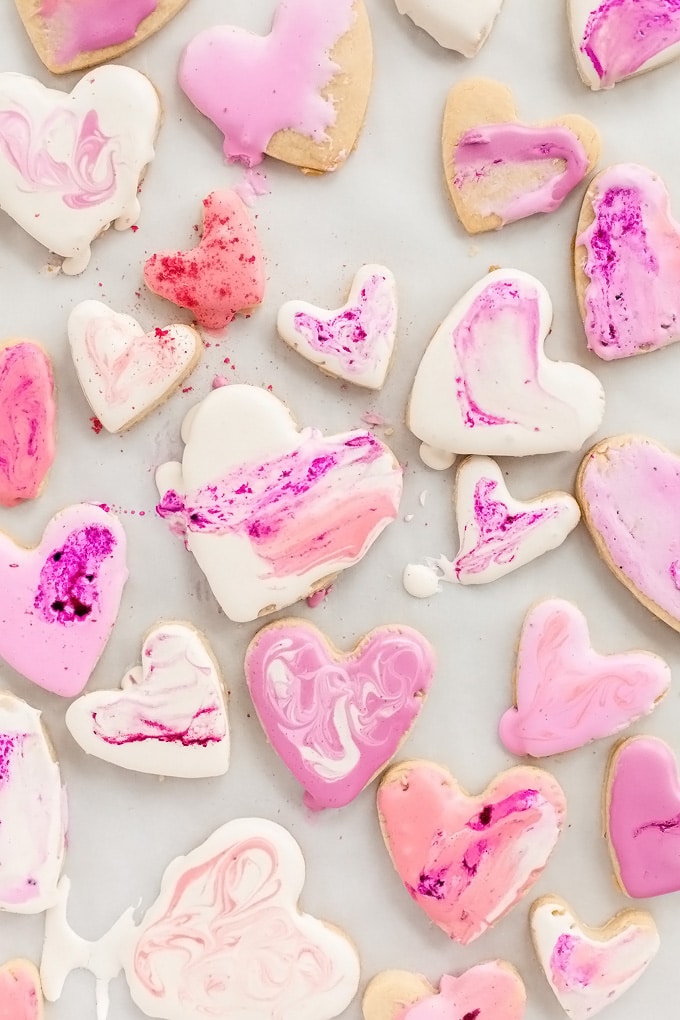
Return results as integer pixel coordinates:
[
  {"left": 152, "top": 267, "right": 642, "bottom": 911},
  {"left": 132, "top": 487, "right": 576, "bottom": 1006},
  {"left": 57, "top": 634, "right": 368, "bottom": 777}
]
[
  {"left": 581, "top": 0, "right": 680, "bottom": 87},
  {"left": 39, "top": 0, "right": 158, "bottom": 62},
  {"left": 0, "top": 342, "right": 55, "bottom": 508}
]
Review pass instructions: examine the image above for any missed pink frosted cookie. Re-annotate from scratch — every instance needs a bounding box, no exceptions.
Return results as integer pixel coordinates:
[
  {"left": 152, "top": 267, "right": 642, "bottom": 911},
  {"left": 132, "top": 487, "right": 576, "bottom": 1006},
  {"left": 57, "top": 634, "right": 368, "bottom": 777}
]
[
  {"left": 377, "top": 759, "right": 566, "bottom": 944},
  {"left": 0, "top": 341, "right": 55, "bottom": 508},
  {"left": 0, "top": 504, "right": 127, "bottom": 696},
  {"left": 0, "top": 960, "right": 43, "bottom": 1019},
  {"left": 363, "top": 962, "right": 526, "bottom": 1020},
  {"left": 245, "top": 619, "right": 435, "bottom": 810},
  {"left": 575, "top": 164, "right": 680, "bottom": 360},
  {"left": 499, "top": 599, "right": 670, "bottom": 758},
  {"left": 144, "top": 190, "right": 265, "bottom": 331},
  {"left": 179, "top": 0, "right": 373, "bottom": 173},
  {"left": 443, "top": 79, "right": 600, "bottom": 234},
  {"left": 531, "top": 895, "right": 659, "bottom": 1020}
]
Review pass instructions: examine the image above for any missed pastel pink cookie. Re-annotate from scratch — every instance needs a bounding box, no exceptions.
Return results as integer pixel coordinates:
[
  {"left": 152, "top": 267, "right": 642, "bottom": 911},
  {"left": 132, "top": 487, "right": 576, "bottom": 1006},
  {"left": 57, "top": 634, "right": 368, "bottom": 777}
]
[
  {"left": 499, "top": 599, "right": 670, "bottom": 757},
  {"left": 143, "top": 190, "right": 265, "bottom": 331},
  {"left": 0, "top": 960, "right": 43, "bottom": 1020},
  {"left": 377, "top": 759, "right": 566, "bottom": 944},
  {"left": 245, "top": 620, "right": 435, "bottom": 810},
  {"left": 363, "top": 963, "right": 526, "bottom": 1020},
  {"left": 0, "top": 342, "right": 55, "bottom": 508},
  {"left": 0, "top": 504, "right": 127, "bottom": 696}
]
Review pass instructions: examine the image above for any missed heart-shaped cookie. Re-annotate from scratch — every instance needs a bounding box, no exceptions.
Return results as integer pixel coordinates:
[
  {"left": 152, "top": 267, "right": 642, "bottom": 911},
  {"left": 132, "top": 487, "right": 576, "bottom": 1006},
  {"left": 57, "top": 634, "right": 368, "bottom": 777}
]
[
  {"left": 577, "top": 434, "right": 680, "bottom": 632},
  {"left": 0, "top": 66, "right": 160, "bottom": 275},
  {"left": 443, "top": 79, "right": 599, "bottom": 233},
  {"left": 144, "top": 190, "right": 265, "bottom": 331},
  {"left": 0, "top": 341, "right": 55, "bottom": 508},
  {"left": 66, "top": 623, "right": 229, "bottom": 779},
  {"left": 605, "top": 735, "right": 680, "bottom": 898},
  {"left": 15, "top": 0, "right": 189, "bottom": 75},
  {"left": 156, "top": 385, "right": 402, "bottom": 623},
  {"left": 531, "top": 894, "right": 659, "bottom": 1019},
  {"left": 245, "top": 619, "right": 435, "bottom": 810},
  {"left": 570, "top": 0, "right": 680, "bottom": 89},
  {"left": 377, "top": 759, "right": 566, "bottom": 944},
  {"left": 575, "top": 163, "right": 680, "bottom": 360},
  {"left": 499, "top": 599, "right": 670, "bottom": 757},
  {"left": 277, "top": 265, "right": 398, "bottom": 390},
  {"left": 0, "top": 504, "right": 127, "bottom": 696},
  {"left": 408, "top": 270, "right": 605, "bottom": 465},
  {"left": 68, "top": 301, "right": 201, "bottom": 433},
  {"left": 0, "top": 960, "right": 43, "bottom": 1019},
  {"left": 363, "top": 963, "right": 526, "bottom": 1020},
  {"left": 179, "top": 0, "right": 373, "bottom": 173},
  {"left": 394, "top": 0, "right": 505, "bottom": 56}
]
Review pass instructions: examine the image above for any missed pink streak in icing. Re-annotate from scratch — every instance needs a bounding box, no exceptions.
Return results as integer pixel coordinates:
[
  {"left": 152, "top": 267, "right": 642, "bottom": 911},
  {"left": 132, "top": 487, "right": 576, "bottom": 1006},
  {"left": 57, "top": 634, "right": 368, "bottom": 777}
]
[
  {"left": 0, "top": 343, "right": 55, "bottom": 509},
  {"left": 245, "top": 624, "right": 434, "bottom": 810},
  {"left": 403, "top": 966, "right": 525, "bottom": 1020},
  {"left": 453, "top": 123, "right": 589, "bottom": 225},
  {"left": 378, "top": 763, "right": 565, "bottom": 944},
  {"left": 581, "top": 0, "right": 680, "bottom": 87},
  {"left": 84, "top": 324, "right": 189, "bottom": 406},
  {"left": 40, "top": 0, "right": 157, "bottom": 62},
  {"left": 0, "top": 965, "right": 42, "bottom": 1020},
  {"left": 157, "top": 432, "right": 401, "bottom": 580},
  {"left": 0, "top": 108, "right": 116, "bottom": 209},
  {"left": 499, "top": 600, "right": 669, "bottom": 757},
  {"left": 178, "top": 0, "right": 356, "bottom": 166},
  {"left": 578, "top": 164, "right": 680, "bottom": 360}
]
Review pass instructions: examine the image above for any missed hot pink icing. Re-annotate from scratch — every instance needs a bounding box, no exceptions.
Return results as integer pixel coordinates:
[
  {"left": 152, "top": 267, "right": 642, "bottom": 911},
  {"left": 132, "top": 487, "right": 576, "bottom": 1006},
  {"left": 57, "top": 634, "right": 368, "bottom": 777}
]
[
  {"left": 245, "top": 623, "right": 434, "bottom": 810},
  {"left": 607, "top": 736, "right": 680, "bottom": 897},
  {"left": 577, "top": 164, "right": 680, "bottom": 360},
  {"left": 378, "top": 761, "right": 566, "bottom": 944},
  {"left": 39, "top": 0, "right": 158, "bottom": 62},
  {"left": 581, "top": 0, "right": 680, "bottom": 87},
  {"left": 453, "top": 123, "right": 589, "bottom": 224},
  {"left": 0, "top": 964, "right": 42, "bottom": 1020},
  {"left": 499, "top": 599, "right": 670, "bottom": 757},
  {"left": 178, "top": 0, "right": 356, "bottom": 166},
  {"left": 0, "top": 342, "right": 55, "bottom": 508},
  {"left": 403, "top": 966, "right": 525, "bottom": 1020}
]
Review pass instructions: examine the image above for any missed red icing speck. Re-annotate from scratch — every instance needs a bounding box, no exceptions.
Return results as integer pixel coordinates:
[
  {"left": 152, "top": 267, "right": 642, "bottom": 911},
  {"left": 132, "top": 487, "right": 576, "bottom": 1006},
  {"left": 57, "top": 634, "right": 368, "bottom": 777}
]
[
  {"left": 130, "top": 225, "right": 139, "bottom": 233},
  {"left": 90, "top": 417, "right": 103, "bottom": 434}
]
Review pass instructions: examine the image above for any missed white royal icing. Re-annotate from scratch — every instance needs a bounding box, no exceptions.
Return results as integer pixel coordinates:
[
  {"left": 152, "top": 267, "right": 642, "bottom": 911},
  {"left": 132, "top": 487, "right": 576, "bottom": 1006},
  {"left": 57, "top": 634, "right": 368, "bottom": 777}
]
[{"left": 394, "top": 0, "right": 504, "bottom": 56}]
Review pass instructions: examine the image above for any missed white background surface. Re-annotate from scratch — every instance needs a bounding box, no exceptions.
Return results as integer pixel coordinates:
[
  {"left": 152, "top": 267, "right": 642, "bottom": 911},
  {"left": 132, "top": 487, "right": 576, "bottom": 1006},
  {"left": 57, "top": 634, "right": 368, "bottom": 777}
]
[{"left": 1, "top": 1, "right": 679, "bottom": 1017}]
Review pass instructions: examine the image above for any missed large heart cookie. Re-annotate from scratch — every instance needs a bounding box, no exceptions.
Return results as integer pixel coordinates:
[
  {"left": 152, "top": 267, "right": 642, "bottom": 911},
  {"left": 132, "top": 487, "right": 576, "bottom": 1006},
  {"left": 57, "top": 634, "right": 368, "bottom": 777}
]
[
  {"left": 0, "top": 67, "right": 160, "bottom": 275},
  {"left": 0, "top": 341, "right": 55, "bottom": 508},
  {"left": 575, "top": 163, "right": 680, "bottom": 360},
  {"left": 577, "top": 434, "right": 680, "bottom": 631},
  {"left": 499, "top": 599, "right": 670, "bottom": 757},
  {"left": 363, "top": 963, "right": 526, "bottom": 1020},
  {"left": 179, "top": 0, "right": 373, "bottom": 173},
  {"left": 408, "top": 270, "right": 604, "bottom": 465},
  {"left": 245, "top": 619, "right": 435, "bottom": 810},
  {"left": 443, "top": 79, "right": 600, "bottom": 234},
  {"left": 570, "top": 0, "right": 680, "bottom": 89},
  {"left": 66, "top": 623, "right": 229, "bottom": 778},
  {"left": 394, "top": 0, "right": 504, "bottom": 56},
  {"left": 531, "top": 894, "right": 659, "bottom": 1019},
  {"left": 377, "top": 759, "right": 566, "bottom": 944},
  {"left": 0, "top": 504, "right": 127, "bottom": 696},
  {"left": 68, "top": 301, "right": 201, "bottom": 433},
  {"left": 156, "top": 385, "right": 402, "bottom": 623},
  {"left": 0, "top": 960, "right": 43, "bottom": 1019},
  {"left": 277, "top": 265, "right": 398, "bottom": 390},
  {"left": 15, "top": 0, "right": 189, "bottom": 75}
]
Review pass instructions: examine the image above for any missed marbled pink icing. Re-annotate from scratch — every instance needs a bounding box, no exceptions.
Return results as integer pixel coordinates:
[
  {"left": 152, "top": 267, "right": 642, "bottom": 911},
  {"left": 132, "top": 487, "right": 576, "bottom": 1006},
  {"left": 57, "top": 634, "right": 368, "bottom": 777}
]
[
  {"left": 581, "top": 0, "right": 680, "bottom": 87},
  {"left": 403, "top": 965, "right": 525, "bottom": 1020},
  {"left": 40, "top": 0, "right": 158, "bottom": 62},
  {"left": 0, "top": 342, "right": 55, "bottom": 508}
]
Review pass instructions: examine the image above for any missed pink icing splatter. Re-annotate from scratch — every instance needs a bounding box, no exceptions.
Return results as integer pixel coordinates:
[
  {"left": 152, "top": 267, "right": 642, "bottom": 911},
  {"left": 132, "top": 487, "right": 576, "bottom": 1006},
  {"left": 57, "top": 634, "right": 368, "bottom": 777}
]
[
  {"left": 581, "top": 0, "right": 680, "bottom": 87},
  {"left": 39, "top": 0, "right": 158, "bottom": 62},
  {"left": 34, "top": 525, "right": 116, "bottom": 625}
]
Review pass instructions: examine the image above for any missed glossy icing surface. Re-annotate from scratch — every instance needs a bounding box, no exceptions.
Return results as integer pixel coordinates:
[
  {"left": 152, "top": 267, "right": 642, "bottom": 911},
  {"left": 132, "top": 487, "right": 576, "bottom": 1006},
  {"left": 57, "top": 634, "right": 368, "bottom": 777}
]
[
  {"left": 573, "top": 0, "right": 680, "bottom": 88},
  {"left": 0, "top": 342, "right": 55, "bottom": 507},
  {"left": 39, "top": 0, "right": 158, "bottom": 62},
  {"left": 402, "top": 964, "right": 526, "bottom": 1020},
  {"left": 394, "top": 0, "right": 504, "bottom": 56}
]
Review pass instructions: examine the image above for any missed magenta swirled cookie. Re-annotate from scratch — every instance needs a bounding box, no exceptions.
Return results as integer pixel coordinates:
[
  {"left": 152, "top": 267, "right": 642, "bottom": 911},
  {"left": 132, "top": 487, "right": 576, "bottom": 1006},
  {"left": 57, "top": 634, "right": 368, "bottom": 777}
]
[
  {"left": 0, "top": 340, "right": 55, "bottom": 508},
  {"left": 363, "top": 962, "right": 526, "bottom": 1020}
]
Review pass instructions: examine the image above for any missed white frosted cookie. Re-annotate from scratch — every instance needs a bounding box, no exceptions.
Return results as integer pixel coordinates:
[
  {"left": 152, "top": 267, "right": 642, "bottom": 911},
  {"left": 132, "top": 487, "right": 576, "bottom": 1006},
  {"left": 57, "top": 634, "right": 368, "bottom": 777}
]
[{"left": 394, "top": 0, "right": 504, "bottom": 56}]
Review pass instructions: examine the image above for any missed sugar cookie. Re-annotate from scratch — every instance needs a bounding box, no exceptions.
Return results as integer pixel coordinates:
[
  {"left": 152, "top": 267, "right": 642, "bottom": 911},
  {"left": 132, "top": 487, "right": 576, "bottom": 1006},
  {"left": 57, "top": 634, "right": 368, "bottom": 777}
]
[
  {"left": 394, "top": 0, "right": 504, "bottom": 56},
  {"left": 0, "top": 959, "right": 43, "bottom": 1020},
  {"left": 0, "top": 341, "right": 55, "bottom": 507},
  {"left": 363, "top": 963, "right": 526, "bottom": 1020}
]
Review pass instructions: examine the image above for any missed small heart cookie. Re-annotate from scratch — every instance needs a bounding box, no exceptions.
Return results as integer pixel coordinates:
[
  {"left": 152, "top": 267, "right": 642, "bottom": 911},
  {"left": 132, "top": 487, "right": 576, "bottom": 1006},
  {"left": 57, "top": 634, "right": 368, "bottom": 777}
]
[
  {"left": 394, "top": 0, "right": 505, "bottom": 56},
  {"left": 66, "top": 623, "right": 229, "bottom": 778},
  {"left": 179, "top": 0, "right": 373, "bottom": 173},
  {"left": 277, "top": 265, "right": 398, "bottom": 390},
  {"left": 69, "top": 301, "right": 201, "bottom": 433},
  {"left": 0, "top": 341, "right": 55, "bottom": 508},
  {"left": 408, "top": 270, "right": 605, "bottom": 465},
  {"left": 0, "top": 960, "right": 43, "bottom": 1019},
  {"left": 15, "top": 0, "right": 189, "bottom": 75},
  {"left": 570, "top": 0, "right": 680, "bottom": 89},
  {"left": 531, "top": 895, "right": 659, "bottom": 1019},
  {"left": 443, "top": 79, "right": 599, "bottom": 234},
  {"left": 575, "top": 163, "right": 680, "bottom": 360},
  {"left": 363, "top": 963, "right": 526, "bottom": 1020},
  {"left": 499, "top": 599, "right": 670, "bottom": 758},
  {"left": 377, "top": 758, "right": 566, "bottom": 944}
]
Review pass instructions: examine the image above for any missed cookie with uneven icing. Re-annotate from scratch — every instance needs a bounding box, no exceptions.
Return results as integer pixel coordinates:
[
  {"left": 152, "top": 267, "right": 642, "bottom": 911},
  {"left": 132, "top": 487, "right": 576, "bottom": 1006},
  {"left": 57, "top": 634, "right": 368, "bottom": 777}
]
[
  {"left": 179, "top": 0, "right": 373, "bottom": 173},
  {"left": 394, "top": 0, "right": 504, "bottom": 56},
  {"left": 0, "top": 341, "right": 55, "bottom": 508},
  {"left": 0, "top": 959, "right": 44, "bottom": 1019},
  {"left": 363, "top": 963, "right": 526, "bottom": 1020},
  {"left": 443, "top": 79, "right": 600, "bottom": 234}
]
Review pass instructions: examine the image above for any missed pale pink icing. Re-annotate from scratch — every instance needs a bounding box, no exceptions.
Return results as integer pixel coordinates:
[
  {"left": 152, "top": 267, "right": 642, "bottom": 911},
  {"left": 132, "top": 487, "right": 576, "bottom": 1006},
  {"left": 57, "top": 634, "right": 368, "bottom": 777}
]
[
  {"left": 178, "top": 0, "right": 356, "bottom": 166},
  {"left": 40, "top": 0, "right": 157, "bottom": 62},
  {"left": 581, "top": 0, "right": 680, "bottom": 87},
  {"left": 577, "top": 164, "right": 680, "bottom": 360},
  {"left": 0, "top": 964, "right": 42, "bottom": 1020},
  {"left": 0, "top": 342, "right": 55, "bottom": 508},
  {"left": 499, "top": 600, "right": 670, "bottom": 757},
  {"left": 550, "top": 930, "right": 651, "bottom": 1002},
  {"left": 378, "top": 762, "right": 566, "bottom": 944},
  {"left": 607, "top": 736, "right": 680, "bottom": 897},
  {"left": 245, "top": 623, "right": 434, "bottom": 810},
  {"left": 403, "top": 966, "right": 525, "bottom": 1020},
  {"left": 453, "top": 123, "right": 589, "bottom": 224}
]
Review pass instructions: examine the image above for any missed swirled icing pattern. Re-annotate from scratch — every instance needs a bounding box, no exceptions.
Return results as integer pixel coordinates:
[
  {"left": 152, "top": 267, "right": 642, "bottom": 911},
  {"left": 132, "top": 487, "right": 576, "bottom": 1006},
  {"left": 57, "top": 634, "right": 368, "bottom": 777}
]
[
  {"left": 245, "top": 621, "right": 434, "bottom": 809},
  {"left": 580, "top": 0, "right": 680, "bottom": 88},
  {"left": 0, "top": 342, "right": 55, "bottom": 508},
  {"left": 39, "top": 0, "right": 158, "bottom": 62}
]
